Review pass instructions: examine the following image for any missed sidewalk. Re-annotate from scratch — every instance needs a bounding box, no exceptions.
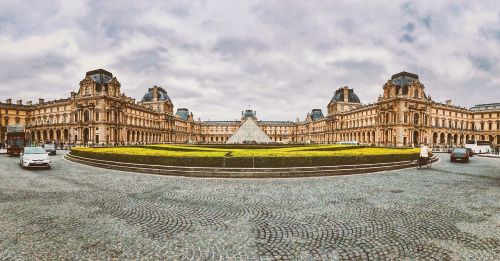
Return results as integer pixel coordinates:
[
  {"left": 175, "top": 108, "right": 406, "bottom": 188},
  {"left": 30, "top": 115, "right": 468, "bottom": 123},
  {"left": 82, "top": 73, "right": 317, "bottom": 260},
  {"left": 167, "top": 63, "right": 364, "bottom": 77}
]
[{"left": 477, "top": 153, "right": 500, "bottom": 158}]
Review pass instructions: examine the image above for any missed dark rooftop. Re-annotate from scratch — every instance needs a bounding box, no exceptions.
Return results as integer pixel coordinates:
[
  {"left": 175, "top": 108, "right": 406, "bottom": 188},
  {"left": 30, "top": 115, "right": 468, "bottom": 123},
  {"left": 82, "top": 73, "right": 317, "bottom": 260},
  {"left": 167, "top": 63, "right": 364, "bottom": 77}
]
[
  {"left": 391, "top": 71, "right": 418, "bottom": 80},
  {"left": 331, "top": 88, "right": 361, "bottom": 103},
  {"left": 86, "top": 69, "right": 113, "bottom": 77}
]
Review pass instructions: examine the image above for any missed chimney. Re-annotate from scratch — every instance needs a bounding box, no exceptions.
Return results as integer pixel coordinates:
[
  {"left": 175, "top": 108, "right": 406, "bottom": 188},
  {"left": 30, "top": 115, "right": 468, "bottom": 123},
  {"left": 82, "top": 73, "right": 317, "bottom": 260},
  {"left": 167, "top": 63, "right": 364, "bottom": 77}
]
[
  {"left": 343, "top": 86, "right": 349, "bottom": 102},
  {"left": 27, "top": 101, "right": 32, "bottom": 106},
  {"left": 446, "top": 100, "right": 452, "bottom": 105},
  {"left": 6, "top": 98, "right": 12, "bottom": 104},
  {"left": 70, "top": 91, "right": 76, "bottom": 98},
  {"left": 39, "top": 98, "right": 44, "bottom": 105},
  {"left": 16, "top": 100, "right": 22, "bottom": 105}
]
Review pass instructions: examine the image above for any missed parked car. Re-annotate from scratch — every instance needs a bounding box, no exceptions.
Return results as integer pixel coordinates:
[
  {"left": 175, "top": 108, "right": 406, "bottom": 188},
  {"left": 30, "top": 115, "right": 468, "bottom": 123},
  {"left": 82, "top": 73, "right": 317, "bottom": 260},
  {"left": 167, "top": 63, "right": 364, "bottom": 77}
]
[
  {"left": 465, "top": 148, "right": 474, "bottom": 157},
  {"left": 43, "top": 143, "right": 57, "bottom": 155},
  {"left": 447, "top": 147, "right": 455, "bottom": 153},
  {"left": 450, "top": 148, "right": 469, "bottom": 163},
  {"left": 20, "top": 147, "right": 52, "bottom": 169}
]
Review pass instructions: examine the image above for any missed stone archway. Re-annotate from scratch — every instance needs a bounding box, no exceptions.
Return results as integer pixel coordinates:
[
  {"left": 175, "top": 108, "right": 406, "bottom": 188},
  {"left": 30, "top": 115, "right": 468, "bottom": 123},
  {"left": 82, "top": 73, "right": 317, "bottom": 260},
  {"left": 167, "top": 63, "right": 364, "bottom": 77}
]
[
  {"left": 56, "top": 129, "right": 61, "bottom": 142},
  {"left": 63, "top": 129, "right": 69, "bottom": 141},
  {"left": 440, "top": 133, "right": 445, "bottom": 144},
  {"left": 83, "top": 128, "right": 90, "bottom": 145},
  {"left": 413, "top": 130, "right": 419, "bottom": 146},
  {"left": 49, "top": 129, "right": 54, "bottom": 141}
]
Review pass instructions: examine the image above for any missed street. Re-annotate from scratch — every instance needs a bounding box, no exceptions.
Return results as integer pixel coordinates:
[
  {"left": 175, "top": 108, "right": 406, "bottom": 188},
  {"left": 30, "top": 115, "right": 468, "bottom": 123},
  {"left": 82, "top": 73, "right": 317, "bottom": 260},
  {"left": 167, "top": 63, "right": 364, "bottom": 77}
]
[{"left": 0, "top": 152, "right": 499, "bottom": 260}]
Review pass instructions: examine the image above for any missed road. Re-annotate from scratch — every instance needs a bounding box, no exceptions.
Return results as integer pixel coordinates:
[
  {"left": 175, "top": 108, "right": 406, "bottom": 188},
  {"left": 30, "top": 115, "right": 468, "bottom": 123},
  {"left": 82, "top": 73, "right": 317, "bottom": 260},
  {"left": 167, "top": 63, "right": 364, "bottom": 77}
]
[{"left": 0, "top": 152, "right": 499, "bottom": 260}]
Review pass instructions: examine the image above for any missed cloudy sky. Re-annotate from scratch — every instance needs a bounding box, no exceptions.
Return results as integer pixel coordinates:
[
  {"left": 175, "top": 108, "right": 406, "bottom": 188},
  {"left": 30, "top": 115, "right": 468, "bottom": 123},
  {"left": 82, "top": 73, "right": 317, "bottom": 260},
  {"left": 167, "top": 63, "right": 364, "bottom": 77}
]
[{"left": 1, "top": 1, "right": 499, "bottom": 121}]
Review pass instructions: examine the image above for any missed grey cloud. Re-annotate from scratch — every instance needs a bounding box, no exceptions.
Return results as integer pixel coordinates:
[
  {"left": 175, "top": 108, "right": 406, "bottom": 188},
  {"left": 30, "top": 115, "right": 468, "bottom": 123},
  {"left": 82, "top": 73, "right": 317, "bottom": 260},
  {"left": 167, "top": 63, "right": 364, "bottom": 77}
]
[
  {"left": 1, "top": 1, "right": 500, "bottom": 120},
  {"left": 404, "top": 23, "right": 415, "bottom": 32},
  {"left": 113, "top": 47, "right": 169, "bottom": 73},
  {"left": 400, "top": 34, "right": 415, "bottom": 43},
  {"left": 468, "top": 55, "right": 497, "bottom": 73},
  {"left": 169, "top": 8, "right": 190, "bottom": 18},
  {"left": 212, "top": 38, "right": 268, "bottom": 57},
  {"left": 330, "top": 60, "right": 387, "bottom": 76}
]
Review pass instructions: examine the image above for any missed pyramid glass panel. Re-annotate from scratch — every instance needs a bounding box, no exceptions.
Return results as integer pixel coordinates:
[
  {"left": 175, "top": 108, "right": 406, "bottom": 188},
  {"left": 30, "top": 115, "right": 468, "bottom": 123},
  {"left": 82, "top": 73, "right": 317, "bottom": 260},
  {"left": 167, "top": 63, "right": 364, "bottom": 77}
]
[{"left": 227, "top": 119, "right": 273, "bottom": 144}]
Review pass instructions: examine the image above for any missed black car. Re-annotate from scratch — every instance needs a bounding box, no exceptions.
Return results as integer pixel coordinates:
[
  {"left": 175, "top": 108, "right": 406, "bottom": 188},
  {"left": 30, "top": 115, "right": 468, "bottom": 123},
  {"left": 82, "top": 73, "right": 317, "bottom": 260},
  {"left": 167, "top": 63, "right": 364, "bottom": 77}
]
[
  {"left": 465, "top": 148, "right": 474, "bottom": 157},
  {"left": 43, "top": 143, "right": 57, "bottom": 155},
  {"left": 450, "top": 148, "right": 469, "bottom": 163}
]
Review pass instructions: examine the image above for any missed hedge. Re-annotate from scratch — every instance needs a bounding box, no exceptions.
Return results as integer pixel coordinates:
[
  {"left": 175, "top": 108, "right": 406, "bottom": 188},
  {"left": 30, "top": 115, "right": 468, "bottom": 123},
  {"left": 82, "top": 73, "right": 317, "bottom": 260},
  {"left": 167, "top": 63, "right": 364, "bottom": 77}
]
[{"left": 70, "top": 149, "right": 418, "bottom": 168}]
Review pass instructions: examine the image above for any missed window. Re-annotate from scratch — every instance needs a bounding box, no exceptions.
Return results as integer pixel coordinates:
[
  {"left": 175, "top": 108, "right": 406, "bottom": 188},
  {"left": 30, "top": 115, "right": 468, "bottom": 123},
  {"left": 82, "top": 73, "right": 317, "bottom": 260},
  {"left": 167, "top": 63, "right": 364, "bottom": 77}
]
[
  {"left": 481, "top": 123, "right": 485, "bottom": 130},
  {"left": 83, "top": 110, "right": 90, "bottom": 122}
]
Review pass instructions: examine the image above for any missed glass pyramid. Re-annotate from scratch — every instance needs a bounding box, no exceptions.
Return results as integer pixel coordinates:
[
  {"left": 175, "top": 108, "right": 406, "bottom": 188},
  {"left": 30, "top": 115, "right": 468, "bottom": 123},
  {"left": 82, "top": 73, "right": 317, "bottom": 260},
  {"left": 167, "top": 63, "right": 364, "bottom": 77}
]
[{"left": 227, "top": 118, "right": 273, "bottom": 144}]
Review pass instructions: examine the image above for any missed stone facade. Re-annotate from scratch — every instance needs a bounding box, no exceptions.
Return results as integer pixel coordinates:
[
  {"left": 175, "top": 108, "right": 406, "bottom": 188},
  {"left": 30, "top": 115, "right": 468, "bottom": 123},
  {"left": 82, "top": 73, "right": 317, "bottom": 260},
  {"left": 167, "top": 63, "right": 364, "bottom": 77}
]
[{"left": 1, "top": 70, "right": 499, "bottom": 147}]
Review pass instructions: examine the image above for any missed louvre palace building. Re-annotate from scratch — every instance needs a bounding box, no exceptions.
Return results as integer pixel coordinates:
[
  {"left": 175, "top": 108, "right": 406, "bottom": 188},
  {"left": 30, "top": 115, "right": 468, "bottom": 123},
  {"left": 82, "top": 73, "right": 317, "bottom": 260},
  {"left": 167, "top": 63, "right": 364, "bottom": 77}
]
[{"left": 1, "top": 69, "right": 499, "bottom": 147}]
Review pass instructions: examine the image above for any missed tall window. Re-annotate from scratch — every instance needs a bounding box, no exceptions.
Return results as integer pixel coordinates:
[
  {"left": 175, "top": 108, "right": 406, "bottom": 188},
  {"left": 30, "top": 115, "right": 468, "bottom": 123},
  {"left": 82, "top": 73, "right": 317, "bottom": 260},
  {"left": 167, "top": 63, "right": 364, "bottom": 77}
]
[{"left": 83, "top": 110, "right": 90, "bottom": 122}]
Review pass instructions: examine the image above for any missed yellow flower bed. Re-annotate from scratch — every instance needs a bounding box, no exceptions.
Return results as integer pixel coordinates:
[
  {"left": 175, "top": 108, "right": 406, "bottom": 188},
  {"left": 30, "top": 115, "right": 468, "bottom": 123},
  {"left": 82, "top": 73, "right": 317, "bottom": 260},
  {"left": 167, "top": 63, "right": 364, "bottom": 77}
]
[{"left": 72, "top": 145, "right": 419, "bottom": 158}]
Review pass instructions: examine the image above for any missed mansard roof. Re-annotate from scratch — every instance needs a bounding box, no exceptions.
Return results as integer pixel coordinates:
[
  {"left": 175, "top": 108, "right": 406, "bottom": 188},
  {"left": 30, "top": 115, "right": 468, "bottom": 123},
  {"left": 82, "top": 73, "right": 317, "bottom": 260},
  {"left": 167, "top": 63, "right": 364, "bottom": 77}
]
[
  {"left": 310, "top": 109, "right": 324, "bottom": 120},
  {"left": 141, "top": 86, "right": 171, "bottom": 102},
  {"left": 175, "top": 108, "right": 190, "bottom": 120},
  {"left": 86, "top": 69, "right": 114, "bottom": 84},
  {"left": 331, "top": 88, "right": 361, "bottom": 103}
]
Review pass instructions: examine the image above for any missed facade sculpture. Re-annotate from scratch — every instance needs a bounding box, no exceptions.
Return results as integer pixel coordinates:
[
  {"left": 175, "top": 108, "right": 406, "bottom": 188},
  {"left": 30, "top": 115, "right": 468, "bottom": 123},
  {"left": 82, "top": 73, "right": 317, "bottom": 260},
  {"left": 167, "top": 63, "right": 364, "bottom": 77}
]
[{"left": 1, "top": 69, "right": 499, "bottom": 147}]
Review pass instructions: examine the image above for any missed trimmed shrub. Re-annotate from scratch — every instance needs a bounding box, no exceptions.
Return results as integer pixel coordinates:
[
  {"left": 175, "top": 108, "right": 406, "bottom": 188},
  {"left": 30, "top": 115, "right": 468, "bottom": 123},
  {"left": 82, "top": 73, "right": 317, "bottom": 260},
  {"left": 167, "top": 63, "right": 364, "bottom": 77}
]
[{"left": 71, "top": 149, "right": 417, "bottom": 168}]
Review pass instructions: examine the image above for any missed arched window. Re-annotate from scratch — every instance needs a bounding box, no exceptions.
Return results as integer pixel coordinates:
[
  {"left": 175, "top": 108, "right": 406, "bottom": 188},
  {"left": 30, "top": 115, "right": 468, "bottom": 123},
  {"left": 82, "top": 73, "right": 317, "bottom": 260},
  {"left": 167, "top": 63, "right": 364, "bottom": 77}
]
[{"left": 83, "top": 110, "right": 90, "bottom": 122}]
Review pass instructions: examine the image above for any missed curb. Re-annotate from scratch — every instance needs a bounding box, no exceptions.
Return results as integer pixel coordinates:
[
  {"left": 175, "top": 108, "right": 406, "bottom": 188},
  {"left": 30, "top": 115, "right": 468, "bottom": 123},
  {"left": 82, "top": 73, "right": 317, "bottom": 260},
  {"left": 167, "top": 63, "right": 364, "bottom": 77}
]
[
  {"left": 477, "top": 154, "right": 500, "bottom": 159},
  {"left": 65, "top": 153, "right": 438, "bottom": 178}
]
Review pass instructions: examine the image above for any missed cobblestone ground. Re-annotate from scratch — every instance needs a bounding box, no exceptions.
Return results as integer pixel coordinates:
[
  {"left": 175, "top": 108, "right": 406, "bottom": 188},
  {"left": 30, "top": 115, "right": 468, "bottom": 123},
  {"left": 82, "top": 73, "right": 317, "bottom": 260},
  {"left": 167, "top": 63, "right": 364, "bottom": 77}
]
[{"left": 0, "top": 152, "right": 499, "bottom": 260}]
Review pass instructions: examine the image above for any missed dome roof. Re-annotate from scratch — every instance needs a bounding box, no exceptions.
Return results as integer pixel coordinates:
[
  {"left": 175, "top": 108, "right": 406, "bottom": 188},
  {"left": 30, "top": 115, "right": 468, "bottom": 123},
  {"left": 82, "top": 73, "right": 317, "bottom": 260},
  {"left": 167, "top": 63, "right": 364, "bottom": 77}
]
[
  {"left": 86, "top": 69, "right": 113, "bottom": 83},
  {"left": 242, "top": 109, "right": 256, "bottom": 119},
  {"left": 391, "top": 71, "right": 418, "bottom": 87},
  {"left": 141, "top": 86, "right": 171, "bottom": 102},
  {"left": 331, "top": 88, "right": 361, "bottom": 103},
  {"left": 175, "top": 108, "right": 189, "bottom": 120},
  {"left": 310, "top": 109, "right": 324, "bottom": 121}
]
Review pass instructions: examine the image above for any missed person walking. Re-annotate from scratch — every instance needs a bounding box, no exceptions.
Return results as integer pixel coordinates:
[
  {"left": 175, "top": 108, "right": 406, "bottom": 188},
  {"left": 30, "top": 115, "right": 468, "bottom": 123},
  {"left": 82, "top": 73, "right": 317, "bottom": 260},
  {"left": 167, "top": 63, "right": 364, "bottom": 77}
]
[{"left": 419, "top": 143, "right": 430, "bottom": 168}]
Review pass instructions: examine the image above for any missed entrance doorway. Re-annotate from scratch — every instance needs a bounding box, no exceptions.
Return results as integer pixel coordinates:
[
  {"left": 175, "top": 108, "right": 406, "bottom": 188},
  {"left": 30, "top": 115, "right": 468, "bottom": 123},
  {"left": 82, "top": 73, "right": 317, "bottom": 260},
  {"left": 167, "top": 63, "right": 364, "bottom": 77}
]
[
  {"left": 413, "top": 131, "right": 419, "bottom": 146},
  {"left": 83, "top": 128, "right": 90, "bottom": 145}
]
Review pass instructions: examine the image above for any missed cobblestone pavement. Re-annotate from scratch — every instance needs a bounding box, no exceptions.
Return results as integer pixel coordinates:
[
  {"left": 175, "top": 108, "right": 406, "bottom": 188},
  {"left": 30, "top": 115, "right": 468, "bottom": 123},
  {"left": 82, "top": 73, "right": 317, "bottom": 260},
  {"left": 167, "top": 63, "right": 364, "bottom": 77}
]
[{"left": 0, "top": 152, "right": 499, "bottom": 260}]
